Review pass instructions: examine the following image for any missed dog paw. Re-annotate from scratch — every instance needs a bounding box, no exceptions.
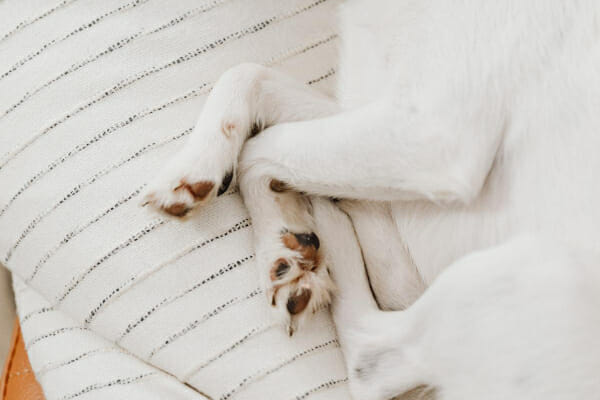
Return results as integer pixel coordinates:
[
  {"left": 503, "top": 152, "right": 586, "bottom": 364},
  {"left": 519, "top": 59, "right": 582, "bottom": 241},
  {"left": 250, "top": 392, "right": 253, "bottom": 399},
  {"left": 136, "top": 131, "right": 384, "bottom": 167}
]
[
  {"left": 142, "top": 148, "right": 235, "bottom": 217},
  {"left": 266, "top": 230, "right": 335, "bottom": 335}
]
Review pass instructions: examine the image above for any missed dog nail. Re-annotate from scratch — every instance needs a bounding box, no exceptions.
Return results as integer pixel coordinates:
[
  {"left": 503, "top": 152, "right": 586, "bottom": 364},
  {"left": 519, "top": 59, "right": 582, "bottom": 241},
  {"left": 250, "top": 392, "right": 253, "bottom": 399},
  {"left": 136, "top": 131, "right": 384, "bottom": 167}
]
[
  {"left": 218, "top": 170, "right": 234, "bottom": 196},
  {"left": 287, "top": 288, "right": 312, "bottom": 315},
  {"left": 294, "top": 233, "right": 320, "bottom": 250},
  {"left": 250, "top": 121, "right": 264, "bottom": 137},
  {"left": 270, "top": 286, "right": 281, "bottom": 306}
]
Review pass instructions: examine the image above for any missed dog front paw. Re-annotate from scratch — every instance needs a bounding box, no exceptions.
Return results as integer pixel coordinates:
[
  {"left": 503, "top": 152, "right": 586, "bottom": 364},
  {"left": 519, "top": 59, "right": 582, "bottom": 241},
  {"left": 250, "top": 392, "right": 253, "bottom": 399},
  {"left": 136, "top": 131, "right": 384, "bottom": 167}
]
[
  {"left": 143, "top": 174, "right": 232, "bottom": 217},
  {"left": 142, "top": 143, "right": 235, "bottom": 217}
]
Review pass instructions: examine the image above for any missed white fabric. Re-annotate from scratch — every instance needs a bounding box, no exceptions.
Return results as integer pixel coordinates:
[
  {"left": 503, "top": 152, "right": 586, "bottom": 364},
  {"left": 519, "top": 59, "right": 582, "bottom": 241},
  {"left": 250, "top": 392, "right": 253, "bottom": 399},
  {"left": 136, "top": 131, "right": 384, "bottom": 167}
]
[{"left": 0, "top": 0, "right": 350, "bottom": 399}]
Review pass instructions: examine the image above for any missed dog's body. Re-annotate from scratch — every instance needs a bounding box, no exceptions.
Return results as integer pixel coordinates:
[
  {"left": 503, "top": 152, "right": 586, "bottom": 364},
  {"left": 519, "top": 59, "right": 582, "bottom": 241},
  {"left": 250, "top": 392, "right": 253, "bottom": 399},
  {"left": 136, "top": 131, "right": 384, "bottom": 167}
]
[
  {"left": 145, "top": 1, "right": 600, "bottom": 398},
  {"left": 338, "top": 0, "right": 600, "bottom": 310}
]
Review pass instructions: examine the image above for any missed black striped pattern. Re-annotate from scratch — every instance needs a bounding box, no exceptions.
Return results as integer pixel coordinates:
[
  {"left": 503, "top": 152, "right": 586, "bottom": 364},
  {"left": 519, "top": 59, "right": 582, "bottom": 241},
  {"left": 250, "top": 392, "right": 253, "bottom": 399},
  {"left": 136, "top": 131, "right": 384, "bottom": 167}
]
[
  {"left": 0, "top": 0, "right": 151, "bottom": 80},
  {"left": 3, "top": 0, "right": 349, "bottom": 399},
  {"left": 0, "top": 0, "right": 82, "bottom": 43},
  {"left": 220, "top": 339, "right": 340, "bottom": 400},
  {"left": 149, "top": 287, "right": 264, "bottom": 360},
  {"left": 57, "top": 373, "right": 158, "bottom": 400}
]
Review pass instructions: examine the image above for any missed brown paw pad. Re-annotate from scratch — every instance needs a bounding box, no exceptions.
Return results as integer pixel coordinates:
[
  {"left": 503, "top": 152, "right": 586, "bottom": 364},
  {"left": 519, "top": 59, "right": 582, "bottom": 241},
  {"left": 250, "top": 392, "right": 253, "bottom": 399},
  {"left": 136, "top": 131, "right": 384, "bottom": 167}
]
[
  {"left": 163, "top": 203, "right": 190, "bottom": 217},
  {"left": 282, "top": 232, "right": 320, "bottom": 263},
  {"left": 175, "top": 180, "right": 215, "bottom": 200},
  {"left": 286, "top": 287, "right": 312, "bottom": 315},
  {"left": 270, "top": 259, "right": 291, "bottom": 281}
]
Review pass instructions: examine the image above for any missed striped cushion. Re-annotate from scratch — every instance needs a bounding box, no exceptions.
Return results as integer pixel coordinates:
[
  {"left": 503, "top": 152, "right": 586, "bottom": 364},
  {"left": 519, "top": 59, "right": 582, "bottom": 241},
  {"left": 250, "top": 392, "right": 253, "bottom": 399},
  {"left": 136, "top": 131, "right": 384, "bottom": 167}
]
[{"left": 0, "top": 0, "right": 350, "bottom": 399}]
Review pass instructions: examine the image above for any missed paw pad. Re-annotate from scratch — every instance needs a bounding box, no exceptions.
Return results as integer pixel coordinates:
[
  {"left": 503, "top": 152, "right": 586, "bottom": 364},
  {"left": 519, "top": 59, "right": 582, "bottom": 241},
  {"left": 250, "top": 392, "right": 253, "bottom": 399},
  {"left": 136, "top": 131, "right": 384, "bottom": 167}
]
[
  {"left": 286, "top": 287, "right": 312, "bottom": 315},
  {"left": 175, "top": 180, "right": 214, "bottom": 200},
  {"left": 163, "top": 203, "right": 190, "bottom": 217},
  {"left": 282, "top": 232, "right": 320, "bottom": 264},
  {"left": 271, "top": 259, "right": 291, "bottom": 281}
]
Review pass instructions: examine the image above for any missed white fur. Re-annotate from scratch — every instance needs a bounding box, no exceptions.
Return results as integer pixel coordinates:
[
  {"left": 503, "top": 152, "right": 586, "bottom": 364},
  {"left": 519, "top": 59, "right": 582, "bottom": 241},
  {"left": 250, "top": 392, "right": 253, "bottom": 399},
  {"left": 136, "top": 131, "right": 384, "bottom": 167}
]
[
  {"left": 313, "top": 200, "right": 600, "bottom": 400},
  {"left": 145, "top": 1, "right": 600, "bottom": 398}
]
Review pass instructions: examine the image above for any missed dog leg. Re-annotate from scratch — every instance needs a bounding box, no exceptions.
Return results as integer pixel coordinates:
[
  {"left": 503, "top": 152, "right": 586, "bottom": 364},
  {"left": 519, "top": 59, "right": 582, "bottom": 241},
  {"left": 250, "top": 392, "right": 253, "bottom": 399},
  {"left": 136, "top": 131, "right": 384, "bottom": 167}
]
[
  {"left": 142, "top": 63, "right": 338, "bottom": 216},
  {"left": 144, "top": 63, "right": 345, "bottom": 332},
  {"left": 338, "top": 200, "right": 427, "bottom": 310},
  {"left": 314, "top": 210, "right": 600, "bottom": 400},
  {"left": 311, "top": 199, "right": 429, "bottom": 400},
  {"left": 238, "top": 99, "right": 501, "bottom": 327},
  {"left": 239, "top": 99, "right": 502, "bottom": 204}
]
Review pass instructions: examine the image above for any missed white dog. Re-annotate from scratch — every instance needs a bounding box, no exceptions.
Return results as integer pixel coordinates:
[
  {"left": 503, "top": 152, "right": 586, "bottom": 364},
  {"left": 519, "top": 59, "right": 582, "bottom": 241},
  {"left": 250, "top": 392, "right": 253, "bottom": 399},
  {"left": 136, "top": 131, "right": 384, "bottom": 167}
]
[{"left": 144, "top": 1, "right": 600, "bottom": 398}]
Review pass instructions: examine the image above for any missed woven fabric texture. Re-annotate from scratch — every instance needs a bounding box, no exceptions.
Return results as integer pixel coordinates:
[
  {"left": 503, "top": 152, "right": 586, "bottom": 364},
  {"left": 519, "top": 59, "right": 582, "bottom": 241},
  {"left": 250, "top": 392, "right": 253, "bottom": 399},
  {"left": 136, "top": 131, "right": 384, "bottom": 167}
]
[{"left": 0, "top": 0, "right": 350, "bottom": 399}]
